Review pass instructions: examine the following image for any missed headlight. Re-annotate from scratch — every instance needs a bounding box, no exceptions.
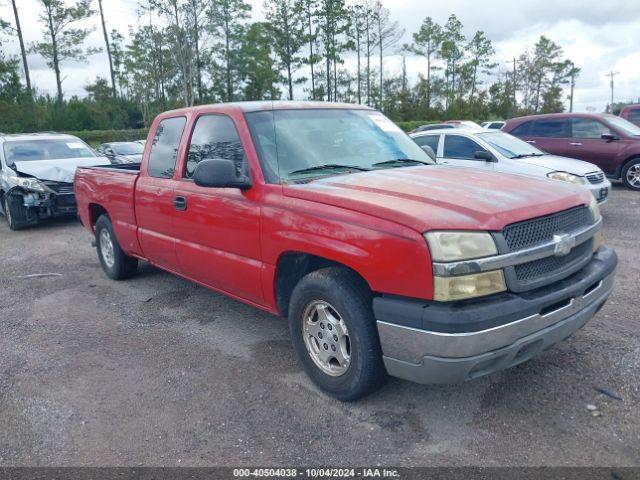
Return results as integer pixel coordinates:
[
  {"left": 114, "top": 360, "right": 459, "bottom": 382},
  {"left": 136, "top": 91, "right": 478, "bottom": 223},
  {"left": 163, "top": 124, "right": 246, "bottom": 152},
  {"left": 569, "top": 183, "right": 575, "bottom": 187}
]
[
  {"left": 588, "top": 195, "right": 601, "bottom": 223},
  {"left": 433, "top": 271, "right": 507, "bottom": 301},
  {"left": 547, "top": 171, "right": 587, "bottom": 185},
  {"left": 425, "top": 231, "right": 497, "bottom": 262},
  {"left": 8, "top": 175, "right": 46, "bottom": 192}
]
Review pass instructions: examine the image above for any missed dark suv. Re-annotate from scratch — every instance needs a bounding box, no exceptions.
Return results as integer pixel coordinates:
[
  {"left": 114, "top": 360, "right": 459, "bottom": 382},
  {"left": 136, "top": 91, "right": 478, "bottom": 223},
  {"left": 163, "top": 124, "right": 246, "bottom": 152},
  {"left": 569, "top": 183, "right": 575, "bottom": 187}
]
[{"left": 504, "top": 113, "right": 640, "bottom": 190}]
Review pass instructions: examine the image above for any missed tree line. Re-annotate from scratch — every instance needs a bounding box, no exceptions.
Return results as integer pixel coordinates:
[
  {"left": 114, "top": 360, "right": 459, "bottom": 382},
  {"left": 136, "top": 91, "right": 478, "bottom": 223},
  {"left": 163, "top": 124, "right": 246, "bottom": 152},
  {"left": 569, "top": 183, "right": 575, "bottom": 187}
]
[{"left": 0, "top": 0, "right": 581, "bottom": 133}]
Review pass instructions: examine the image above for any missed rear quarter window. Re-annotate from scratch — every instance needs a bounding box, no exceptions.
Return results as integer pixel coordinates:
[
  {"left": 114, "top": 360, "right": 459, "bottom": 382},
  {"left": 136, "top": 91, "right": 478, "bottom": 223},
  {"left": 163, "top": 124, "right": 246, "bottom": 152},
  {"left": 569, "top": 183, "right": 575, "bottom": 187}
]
[
  {"left": 147, "top": 116, "right": 187, "bottom": 179},
  {"left": 509, "top": 121, "right": 532, "bottom": 137},
  {"left": 531, "top": 119, "right": 570, "bottom": 138}
]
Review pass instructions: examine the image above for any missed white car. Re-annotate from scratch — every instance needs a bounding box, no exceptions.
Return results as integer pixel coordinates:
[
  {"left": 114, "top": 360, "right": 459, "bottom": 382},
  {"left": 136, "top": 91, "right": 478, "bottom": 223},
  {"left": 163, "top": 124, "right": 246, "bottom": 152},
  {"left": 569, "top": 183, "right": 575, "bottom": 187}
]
[
  {"left": 411, "top": 128, "right": 611, "bottom": 204},
  {"left": 0, "top": 132, "right": 108, "bottom": 230}
]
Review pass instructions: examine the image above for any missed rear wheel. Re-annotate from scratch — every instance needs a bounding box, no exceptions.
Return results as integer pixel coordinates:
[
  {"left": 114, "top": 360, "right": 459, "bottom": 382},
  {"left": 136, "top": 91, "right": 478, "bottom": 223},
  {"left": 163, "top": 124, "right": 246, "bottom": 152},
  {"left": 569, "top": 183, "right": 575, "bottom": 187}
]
[
  {"left": 622, "top": 158, "right": 640, "bottom": 191},
  {"left": 95, "top": 214, "right": 138, "bottom": 280},
  {"left": 288, "top": 267, "right": 387, "bottom": 401}
]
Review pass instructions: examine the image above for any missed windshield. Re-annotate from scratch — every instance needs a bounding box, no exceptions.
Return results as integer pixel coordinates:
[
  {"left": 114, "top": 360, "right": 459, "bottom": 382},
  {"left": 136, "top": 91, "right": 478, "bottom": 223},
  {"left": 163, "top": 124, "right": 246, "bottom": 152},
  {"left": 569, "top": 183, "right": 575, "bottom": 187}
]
[
  {"left": 113, "top": 143, "right": 144, "bottom": 155},
  {"left": 245, "top": 109, "right": 434, "bottom": 183},
  {"left": 604, "top": 116, "right": 640, "bottom": 136},
  {"left": 477, "top": 131, "right": 543, "bottom": 158},
  {"left": 4, "top": 139, "right": 96, "bottom": 164}
]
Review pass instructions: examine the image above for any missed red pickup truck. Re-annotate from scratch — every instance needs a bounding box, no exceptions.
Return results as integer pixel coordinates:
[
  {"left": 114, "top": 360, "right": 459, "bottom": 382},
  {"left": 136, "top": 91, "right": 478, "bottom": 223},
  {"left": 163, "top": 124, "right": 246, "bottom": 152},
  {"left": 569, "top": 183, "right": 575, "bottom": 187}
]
[{"left": 75, "top": 102, "right": 617, "bottom": 401}]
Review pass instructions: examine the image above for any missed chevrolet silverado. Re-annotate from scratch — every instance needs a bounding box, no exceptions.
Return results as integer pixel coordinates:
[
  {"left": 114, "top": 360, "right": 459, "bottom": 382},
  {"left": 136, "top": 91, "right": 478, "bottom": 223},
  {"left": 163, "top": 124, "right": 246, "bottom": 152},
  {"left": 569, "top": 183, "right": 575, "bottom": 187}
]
[{"left": 75, "top": 102, "right": 617, "bottom": 401}]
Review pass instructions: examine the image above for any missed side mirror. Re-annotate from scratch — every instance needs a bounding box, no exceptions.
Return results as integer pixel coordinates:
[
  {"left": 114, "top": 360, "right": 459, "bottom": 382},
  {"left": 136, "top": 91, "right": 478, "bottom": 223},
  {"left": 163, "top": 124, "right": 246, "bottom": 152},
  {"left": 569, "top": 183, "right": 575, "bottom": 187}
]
[
  {"left": 601, "top": 133, "right": 618, "bottom": 141},
  {"left": 475, "top": 150, "right": 496, "bottom": 162},
  {"left": 420, "top": 145, "right": 437, "bottom": 161},
  {"left": 193, "top": 158, "right": 252, "bottom": 190}
]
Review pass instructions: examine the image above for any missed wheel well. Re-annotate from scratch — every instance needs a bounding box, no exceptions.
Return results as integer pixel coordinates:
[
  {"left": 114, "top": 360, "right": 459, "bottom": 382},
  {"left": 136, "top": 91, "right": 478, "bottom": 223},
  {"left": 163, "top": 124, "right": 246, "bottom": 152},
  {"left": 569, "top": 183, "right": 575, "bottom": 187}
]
[
  {"left": 274, "top": 252, "right": 371, "bottom": 317},
  {"left": 88, "top": 203, "right": 108, "bottom": 227}
]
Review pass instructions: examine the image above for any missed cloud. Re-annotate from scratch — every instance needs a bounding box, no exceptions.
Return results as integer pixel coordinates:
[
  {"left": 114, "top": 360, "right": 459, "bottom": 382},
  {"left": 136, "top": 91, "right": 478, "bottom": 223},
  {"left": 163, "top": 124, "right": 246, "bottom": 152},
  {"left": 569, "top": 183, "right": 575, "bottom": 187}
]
[{"left": 1, "top": 0, "right": 638, "bottom": 111}]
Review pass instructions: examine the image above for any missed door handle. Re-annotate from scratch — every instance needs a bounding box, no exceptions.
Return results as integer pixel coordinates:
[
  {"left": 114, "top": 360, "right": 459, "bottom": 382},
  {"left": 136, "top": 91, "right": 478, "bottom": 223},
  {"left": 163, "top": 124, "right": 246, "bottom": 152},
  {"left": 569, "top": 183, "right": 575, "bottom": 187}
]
[
  {"left": 526, "top": 140, "right": 536, "bottom": 144},
  {"left": 570, "top": 142, "right": 583, "bottom": 146},
  {"left": 173, "top": 196, "right": 187, "bottom": 211}
]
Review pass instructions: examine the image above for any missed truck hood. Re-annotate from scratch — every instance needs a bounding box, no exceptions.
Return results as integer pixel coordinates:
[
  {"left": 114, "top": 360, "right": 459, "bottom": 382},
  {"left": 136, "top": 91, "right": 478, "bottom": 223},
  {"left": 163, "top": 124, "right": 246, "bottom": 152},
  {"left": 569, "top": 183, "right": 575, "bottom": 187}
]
[
  {"left": 284, "top": 166, "right": 590, "bottom": 232},
  {"left": 519, "top": 154, "right": 602, "bottom": 175},
  {"left": 13, "top": 157, "right": 109, "bottom": 183}
]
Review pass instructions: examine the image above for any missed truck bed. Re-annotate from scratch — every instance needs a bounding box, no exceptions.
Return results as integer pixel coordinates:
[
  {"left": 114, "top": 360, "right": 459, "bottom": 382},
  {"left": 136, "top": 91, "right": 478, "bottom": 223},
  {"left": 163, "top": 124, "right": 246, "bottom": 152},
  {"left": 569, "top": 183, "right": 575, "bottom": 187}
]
[{"left": 75, "top": 163, "right": 143, "bottom": 256}]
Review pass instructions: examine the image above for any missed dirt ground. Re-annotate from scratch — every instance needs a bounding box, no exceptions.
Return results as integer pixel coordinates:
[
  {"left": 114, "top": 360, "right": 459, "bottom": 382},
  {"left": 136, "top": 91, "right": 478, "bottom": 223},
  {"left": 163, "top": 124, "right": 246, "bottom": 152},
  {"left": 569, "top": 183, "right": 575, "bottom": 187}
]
[{"left": 0, "top": 184, "right": 638, "bottom": 467}]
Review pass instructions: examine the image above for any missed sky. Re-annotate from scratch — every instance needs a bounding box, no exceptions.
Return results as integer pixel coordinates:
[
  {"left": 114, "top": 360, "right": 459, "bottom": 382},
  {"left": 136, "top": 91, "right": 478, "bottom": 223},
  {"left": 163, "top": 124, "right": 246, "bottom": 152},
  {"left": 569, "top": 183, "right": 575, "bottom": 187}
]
[{"left": 1, "top": 0, "right": 639, "bottom": 113}]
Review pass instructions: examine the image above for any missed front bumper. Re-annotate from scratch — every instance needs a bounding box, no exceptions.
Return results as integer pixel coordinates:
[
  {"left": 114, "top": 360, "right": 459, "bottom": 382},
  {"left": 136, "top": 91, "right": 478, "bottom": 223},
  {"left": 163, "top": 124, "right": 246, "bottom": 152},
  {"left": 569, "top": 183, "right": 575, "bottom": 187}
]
[
  {"left": 375, "top": 246, "right": 617, "bottom": 384},
  {"left": 587, "top": 179, "right": 611, "bottom": 205}
]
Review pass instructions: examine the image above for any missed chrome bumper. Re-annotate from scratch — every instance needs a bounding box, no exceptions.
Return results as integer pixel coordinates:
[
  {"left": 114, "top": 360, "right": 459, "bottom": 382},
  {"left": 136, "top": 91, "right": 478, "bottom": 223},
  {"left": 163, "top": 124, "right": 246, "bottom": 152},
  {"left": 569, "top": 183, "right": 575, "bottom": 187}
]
[{"left": 376, "top": 249, "right": 617, "bottom": 384}]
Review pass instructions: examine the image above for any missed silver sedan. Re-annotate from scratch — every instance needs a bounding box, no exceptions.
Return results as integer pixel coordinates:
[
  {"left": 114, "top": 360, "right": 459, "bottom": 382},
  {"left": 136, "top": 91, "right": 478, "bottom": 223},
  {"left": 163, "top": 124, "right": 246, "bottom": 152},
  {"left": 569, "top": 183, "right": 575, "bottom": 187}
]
[{"left": 411, "top": 128, "right": 611, "bottom": 204}]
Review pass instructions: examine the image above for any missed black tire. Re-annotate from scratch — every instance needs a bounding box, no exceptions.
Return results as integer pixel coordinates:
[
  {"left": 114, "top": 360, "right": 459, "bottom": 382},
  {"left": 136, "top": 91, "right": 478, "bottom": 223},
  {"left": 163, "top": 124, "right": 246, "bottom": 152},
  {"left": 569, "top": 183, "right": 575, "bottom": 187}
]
[
  {"left": 288, "top": 267, "right": 387, "bottom": 401},
  {"left": 621, "top": 158, "right": 640, "bottom": 191},
  {"left": 3, "top": 195, "right": 25, "bottom": 231},
  {"left": 95, "top": 214, "right": 138, "bottom": 280}
]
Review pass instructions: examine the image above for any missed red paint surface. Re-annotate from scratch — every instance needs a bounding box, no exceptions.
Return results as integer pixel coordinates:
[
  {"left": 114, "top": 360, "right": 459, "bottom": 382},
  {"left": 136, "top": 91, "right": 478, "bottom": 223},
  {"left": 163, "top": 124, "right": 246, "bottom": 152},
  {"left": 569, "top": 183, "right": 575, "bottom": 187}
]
[{"left": 75, "top": 103, "right": 591, "bottom": 314}]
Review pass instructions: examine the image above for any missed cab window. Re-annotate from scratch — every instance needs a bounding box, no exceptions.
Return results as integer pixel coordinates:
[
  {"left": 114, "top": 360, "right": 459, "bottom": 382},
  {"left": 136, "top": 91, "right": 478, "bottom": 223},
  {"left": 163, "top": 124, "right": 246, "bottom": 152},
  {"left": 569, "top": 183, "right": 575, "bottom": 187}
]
[{"left": 185, "top": 115, "right": 247, "bottom": 179}]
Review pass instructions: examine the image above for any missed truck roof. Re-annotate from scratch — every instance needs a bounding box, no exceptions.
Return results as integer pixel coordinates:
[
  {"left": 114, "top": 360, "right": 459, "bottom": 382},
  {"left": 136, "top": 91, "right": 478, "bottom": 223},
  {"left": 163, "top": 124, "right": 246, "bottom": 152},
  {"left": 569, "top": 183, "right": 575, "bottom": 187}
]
[{"left": 160, "top": 100, "right": 375, "bottom": 116}]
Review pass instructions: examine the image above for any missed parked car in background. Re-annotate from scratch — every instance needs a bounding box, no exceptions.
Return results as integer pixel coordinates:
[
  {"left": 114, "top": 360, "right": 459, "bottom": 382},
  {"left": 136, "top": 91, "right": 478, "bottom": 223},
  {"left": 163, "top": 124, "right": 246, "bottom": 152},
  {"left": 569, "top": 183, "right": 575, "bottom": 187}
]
[
  {"left": 481, "top": 121, "right": 506, "bottom": 130},
  {"left": 0, "top": 133, "right": 108, "bottom": 230},
  {"left": 411, "top": 129, "right": 611, "bottom": 204},
  {"left": 620, "top": 104, "right": 640, "bottom": 126},
  {"left": 74, "top": 101, "right": 616, "bottom": 401},
  {"left": 504, "top": 113, "right": 640, "bottom": 190},
  {"left": 135, "top": 139, "right": 146, "bottom": 146},
  {"left": 410, "top": 123, "right": 456, "bottom": 133},
  {"left": 96, "top": 141, "right": 144, "bottom": 164},
  {"left": 444, "top": 120, "right": 483, "bottom": 129}
]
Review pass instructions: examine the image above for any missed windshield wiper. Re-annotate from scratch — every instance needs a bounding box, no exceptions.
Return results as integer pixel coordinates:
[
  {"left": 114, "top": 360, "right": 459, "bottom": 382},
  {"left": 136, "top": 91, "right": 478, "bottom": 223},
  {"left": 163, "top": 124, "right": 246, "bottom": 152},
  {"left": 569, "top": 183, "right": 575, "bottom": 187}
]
[
  {"left": 512, "top": 153, "right": 544, "bottom": 159},
  {"left": 289, "top": 164, "right": 371, "bottom": 175},
  {"left": 372, "top": 158, "right": 432, "bottom": 168}
]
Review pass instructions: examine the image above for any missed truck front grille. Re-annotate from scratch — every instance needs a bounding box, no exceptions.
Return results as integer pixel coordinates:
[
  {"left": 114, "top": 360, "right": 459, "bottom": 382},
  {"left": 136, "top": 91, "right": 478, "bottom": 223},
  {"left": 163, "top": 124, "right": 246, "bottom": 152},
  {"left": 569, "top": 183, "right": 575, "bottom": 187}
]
[
  {"left": 503, "top": 206, "right": 591, "bottom": 251},
  {"left": 500, "top": 206, "right": 594, "bottom": 292},
  {"left": 585, "top": 172, "right": 605, "bottom": 184}
]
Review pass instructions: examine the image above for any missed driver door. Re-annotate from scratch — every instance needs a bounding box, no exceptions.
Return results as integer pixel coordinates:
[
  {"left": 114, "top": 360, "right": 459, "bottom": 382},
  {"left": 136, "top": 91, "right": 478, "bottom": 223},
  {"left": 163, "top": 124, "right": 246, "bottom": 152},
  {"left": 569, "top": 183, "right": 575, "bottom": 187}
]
[{"left": 173, "top": 114, "right": 263, "bottom": 304}]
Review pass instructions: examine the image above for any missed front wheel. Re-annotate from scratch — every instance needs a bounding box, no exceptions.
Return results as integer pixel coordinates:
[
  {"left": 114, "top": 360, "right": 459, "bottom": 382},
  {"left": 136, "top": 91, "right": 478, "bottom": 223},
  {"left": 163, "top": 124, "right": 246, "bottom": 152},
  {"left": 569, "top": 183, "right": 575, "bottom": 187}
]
[
  {"left": 95, "top": 215, "right": 138, "bottom": 280},
  {"left": 3, "top": 195, "right": 26, "bottom": 231},
  {"left": 622, "top": 158, "right": 640, "bottom": 191},
  {"left": 288, "top": 267, "right": 387, "bottom": 401}
]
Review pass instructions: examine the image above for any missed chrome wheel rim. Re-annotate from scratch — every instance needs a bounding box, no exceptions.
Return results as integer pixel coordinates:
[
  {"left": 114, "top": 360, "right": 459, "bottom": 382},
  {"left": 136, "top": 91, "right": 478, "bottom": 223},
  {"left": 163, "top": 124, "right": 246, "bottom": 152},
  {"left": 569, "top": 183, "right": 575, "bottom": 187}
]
[
  {"left": 302, "top": 300, "right": 351, "bottom": 377},
  {"left": 627, "top": 164, "right": 640, "bottom": 187},
  {"left": 99, "top": 229, "right": 115, "bottom": 269}
]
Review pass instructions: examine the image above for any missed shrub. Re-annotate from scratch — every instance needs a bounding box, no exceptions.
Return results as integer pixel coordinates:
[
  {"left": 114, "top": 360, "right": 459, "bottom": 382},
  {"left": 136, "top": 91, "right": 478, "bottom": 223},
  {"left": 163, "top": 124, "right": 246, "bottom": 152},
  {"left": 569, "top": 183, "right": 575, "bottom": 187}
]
[{"left": 63, "top": 128, "right": 149, "bottom": 147}]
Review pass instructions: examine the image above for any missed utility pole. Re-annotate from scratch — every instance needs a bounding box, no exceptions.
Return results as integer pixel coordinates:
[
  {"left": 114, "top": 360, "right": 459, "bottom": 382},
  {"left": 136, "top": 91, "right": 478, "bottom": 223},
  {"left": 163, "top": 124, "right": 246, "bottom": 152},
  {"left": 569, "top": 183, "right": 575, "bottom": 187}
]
[
  {"left": 568, "top": 68, "right": 579, "bottom": 112},
  {"left": 605, "top": 71, "right": 619, "bottom": 113},
  {"left": 507, "top": 57, "right": 517, "bottom": 117}
]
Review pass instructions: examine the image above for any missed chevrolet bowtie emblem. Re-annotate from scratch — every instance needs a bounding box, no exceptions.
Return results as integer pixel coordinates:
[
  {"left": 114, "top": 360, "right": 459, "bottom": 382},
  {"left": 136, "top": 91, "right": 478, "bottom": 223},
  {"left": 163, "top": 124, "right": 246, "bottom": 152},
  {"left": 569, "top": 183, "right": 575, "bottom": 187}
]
[{"left": 553, "top": 233, "right": 576, "bottom": 257}]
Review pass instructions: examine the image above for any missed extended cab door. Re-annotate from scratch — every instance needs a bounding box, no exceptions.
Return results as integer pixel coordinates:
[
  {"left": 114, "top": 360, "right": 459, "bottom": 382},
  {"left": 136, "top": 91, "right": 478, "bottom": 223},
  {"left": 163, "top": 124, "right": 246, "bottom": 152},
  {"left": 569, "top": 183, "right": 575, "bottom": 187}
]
[
  {"left": 135, "top": 116, "right": 187, "bottom": 271},
  {"left": 172, "top": 114, "right": 264, "bottom": 305}
]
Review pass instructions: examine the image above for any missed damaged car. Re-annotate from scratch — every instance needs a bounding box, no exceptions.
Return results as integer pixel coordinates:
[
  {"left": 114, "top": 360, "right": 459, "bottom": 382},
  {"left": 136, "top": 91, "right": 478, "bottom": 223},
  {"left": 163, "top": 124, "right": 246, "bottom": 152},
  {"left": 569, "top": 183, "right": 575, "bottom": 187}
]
[{"left": 0, "top": 133, "right": 108, "bottom": 230}]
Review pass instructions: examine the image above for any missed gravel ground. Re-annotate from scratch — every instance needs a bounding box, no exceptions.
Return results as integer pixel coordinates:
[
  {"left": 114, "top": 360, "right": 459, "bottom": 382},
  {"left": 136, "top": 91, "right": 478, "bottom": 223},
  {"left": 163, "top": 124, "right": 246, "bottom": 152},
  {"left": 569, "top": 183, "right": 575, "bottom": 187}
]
[{"left": 0, "top": 184, "right": 638, "bottom": 467}]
